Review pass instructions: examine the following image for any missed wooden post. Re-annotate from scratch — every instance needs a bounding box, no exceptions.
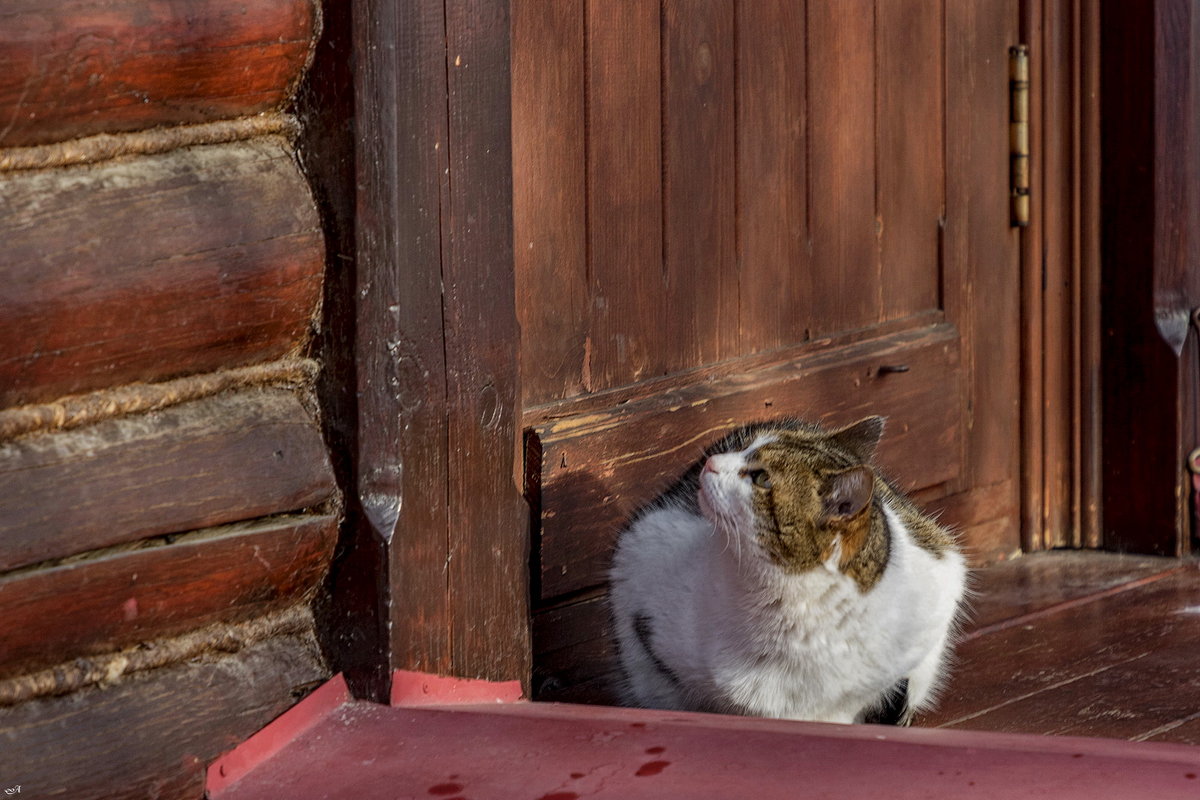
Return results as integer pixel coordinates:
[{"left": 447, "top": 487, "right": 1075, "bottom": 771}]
[{"left": 304, "top": 0, "right": 528, "bottom": 699}]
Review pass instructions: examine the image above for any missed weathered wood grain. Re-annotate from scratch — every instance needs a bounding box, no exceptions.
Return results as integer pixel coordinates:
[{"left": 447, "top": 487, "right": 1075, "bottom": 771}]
[
  {"left": 735, "top": 0, "right": 810, "bottom": 354},
  {"left": 328, "top": 0, "right": 454, "bottom": 698},
  {"left": 0, "top": 0, "right": 316, "bottom": 147},
  {"left": 807, "top": 0, "right": 879, "bottom": 334},
  {"left": 512, "top": 0, "right": 588, "bottom": 407},
  {"left": 943, "top": 0, "right": 1021, "bottom": 543},
  {"left": 0, "top": 514, "right": 335, "bottom": 678},
  {"left": 443, "top": 0, "right": 530, "bottom": 683},
  {"left": 0, "top": 389, "right": 334, "bottom": 571},
  {"left": 876, "top": 0, "right": 943, "bottom": 321},
  {"left": 962, "top": 551, "right": 1183, "bottom": 635},
  {"left": 530, "top": 326, "right": 962, "bottom": 599},
  {"left": 0, "top": 140, "right": 324, "bottom": 407},
  {"left": 662, "top": 0, "right": 737, "bottom": 369},
  {"left": 0, "top": 630, "right": 327, "bottom": 800},
  {"left": 926, "top": 565, "right": 1200, "bottom": 739},
  {"left": 586, "top": 0, "right": 665, "bottom": 391}
]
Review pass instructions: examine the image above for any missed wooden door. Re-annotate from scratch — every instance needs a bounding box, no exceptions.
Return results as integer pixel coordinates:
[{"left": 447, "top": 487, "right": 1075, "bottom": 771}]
[{"left": 513, "top": 0, "right": 1022, "bottom": 702}]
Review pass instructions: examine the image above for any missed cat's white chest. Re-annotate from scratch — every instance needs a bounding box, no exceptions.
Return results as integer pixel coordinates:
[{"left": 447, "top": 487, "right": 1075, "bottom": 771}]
[{"left": 709, "top": 568, "right": 888, "bottom": 722}]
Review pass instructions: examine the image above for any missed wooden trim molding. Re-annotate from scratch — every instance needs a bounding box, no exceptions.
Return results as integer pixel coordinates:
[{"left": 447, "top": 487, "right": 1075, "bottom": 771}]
[{"left": 1019, "top": 0, "right": 1103, "bottom": 553}]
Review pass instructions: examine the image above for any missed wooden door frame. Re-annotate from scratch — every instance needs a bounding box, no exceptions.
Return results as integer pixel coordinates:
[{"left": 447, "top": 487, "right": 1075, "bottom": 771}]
[
  {"left": 1019, "top": 0, "right": 1103, "bottom": 553},
  {"left": 1028, "top": 0, "right": 1200, "bottom": 558}
]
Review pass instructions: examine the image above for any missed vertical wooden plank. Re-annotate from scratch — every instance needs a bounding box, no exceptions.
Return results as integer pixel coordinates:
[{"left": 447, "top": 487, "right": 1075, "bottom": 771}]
[
  {"left": 876, "top": 0, "right": 944, "bottom": 321},
  {"left": 662, "top": 0, "right": 738, "bottom": 368},
  {"left": 736, "top": 0, "right": 811, "bottom": 354},
  {"left": 586, "top": 0, "right": 665, "bottom": 391},
  {"left": 512, "top": 0, "right": 588, "bottom": 407},
  {"left": 1041, "top": 0, "right": 1077, "bottom": 548},
  {"left": 1020, "top": 0, "right": 1048, "bottom": 551},
  {"left": 944, "top": 0, "right": 1022, "bottom": 538},
  {"left": 807, "top": 0, "right": 879, "bottom": 334},
  {"left": 1079, "top": 0, "right": 1103, "bottom": 548},
  {"left": 444, "top": 0, "right": 531, "bottom": 682},
  {"left": 331, "top": 0, "right": 452, "bottom": 699}
]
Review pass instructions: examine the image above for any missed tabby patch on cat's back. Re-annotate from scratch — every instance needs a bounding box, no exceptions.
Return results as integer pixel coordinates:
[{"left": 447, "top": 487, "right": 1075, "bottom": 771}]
[{"left": 609, "top": 416, "right": 967, "bottom": 725}]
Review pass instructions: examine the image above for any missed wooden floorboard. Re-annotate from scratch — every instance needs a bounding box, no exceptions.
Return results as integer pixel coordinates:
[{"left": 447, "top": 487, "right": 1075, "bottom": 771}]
[
  {"left": 922, "top": 551, "right": 1200, "bottom": 743},
  {"left": 964, "top": 550, "right": 1183, "bottom": 633}
]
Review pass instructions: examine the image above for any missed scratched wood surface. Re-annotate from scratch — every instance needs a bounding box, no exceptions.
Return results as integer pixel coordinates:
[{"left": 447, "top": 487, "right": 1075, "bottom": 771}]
[
  {"left": 0, "top": 514, "right": 335, "bottom": 679},
  {"left": 442, "top": 0, "right": 529, "bottom": 684},
  {"left": 0, "top": 389, "right": 334, "bottom": 571},
  {"left": 925, "top": 554, "right": 1200, "bottom": 743},
  {"left": 0, "top": 0, "right": 315, "bottom": 147},
  {"left": 0, "top": 140, "right": 324, "bottom": 407},
  {"left": 315, "top": 0, "right": 528, "bottom": 695},
  {"left": 0, "top": 630, "right": 327, "bottom": 799}
]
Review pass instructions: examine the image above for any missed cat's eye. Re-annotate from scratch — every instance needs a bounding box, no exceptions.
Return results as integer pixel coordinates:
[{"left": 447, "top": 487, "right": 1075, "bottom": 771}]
[{"left": 748, "top": 469, "right": 772, "bottom": 489}]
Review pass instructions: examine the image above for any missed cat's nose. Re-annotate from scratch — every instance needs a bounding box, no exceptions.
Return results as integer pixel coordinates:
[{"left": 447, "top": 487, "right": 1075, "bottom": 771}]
[{"left": 703, "top": 456, "right": 721, "bottom": 475}]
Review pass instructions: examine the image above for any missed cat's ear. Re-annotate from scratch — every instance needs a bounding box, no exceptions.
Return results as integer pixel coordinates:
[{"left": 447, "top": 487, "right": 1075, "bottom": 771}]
[
  {"left": 828, "top": 416, "right": 885, "bottom": 462},
  {"left": 823, "top": 465, "right": 874, "bottom": 520}
]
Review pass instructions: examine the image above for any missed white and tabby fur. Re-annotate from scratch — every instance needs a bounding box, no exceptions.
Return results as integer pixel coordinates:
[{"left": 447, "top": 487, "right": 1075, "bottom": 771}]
[{"left": 609, "top": 418, "right": 967, "bottom": 724}]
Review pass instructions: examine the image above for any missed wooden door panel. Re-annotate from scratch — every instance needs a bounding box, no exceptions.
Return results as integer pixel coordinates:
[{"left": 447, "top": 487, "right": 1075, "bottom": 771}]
[
  {"left": 514, "top": 0, "right": 1022, "bottom": 699},
  {"left": 529, "top": 325, "right": 962, "bottom": 600},
  {"left": 877, "top": 0, "right": 945, "bottom": 321}
]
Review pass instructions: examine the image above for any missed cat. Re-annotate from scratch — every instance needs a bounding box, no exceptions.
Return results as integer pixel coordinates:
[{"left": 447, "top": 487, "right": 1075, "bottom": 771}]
[{"left": 608, "top": 416, "right": 967, "bottom": 725}]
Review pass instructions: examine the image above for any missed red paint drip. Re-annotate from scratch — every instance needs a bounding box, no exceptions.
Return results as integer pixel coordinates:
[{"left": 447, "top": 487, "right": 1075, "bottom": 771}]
[
  {"left": 536, "top": 793, "right": 579, "bottom": 800},
  {"left": 645, "top": 746, "right": 666, "bottom": 755},
  {"left": 635, "top": 760, "right": 671, "bottom": 777},
  {"left": 630, "top": 722, "right": 647, "bottom": 729},
  {"left": 428, "top": 783, "right": 464, "bottom": 796},
  {"left": 569, "top": 773, "right": 585, "bottom": 780},
  {"left": 1186, "top": 773, "right": 1197, "bottom": 780}
]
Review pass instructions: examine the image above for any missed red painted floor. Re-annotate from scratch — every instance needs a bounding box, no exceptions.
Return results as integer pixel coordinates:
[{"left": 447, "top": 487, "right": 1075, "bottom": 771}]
[{"left": 209, "top": 670, "right": 1200, "bottom": 800}]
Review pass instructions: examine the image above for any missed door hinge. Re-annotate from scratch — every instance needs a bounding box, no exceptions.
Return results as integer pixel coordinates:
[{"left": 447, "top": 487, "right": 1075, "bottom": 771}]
[{"left": 1010, "top": 45, "right": 1030, "bottom": 227}]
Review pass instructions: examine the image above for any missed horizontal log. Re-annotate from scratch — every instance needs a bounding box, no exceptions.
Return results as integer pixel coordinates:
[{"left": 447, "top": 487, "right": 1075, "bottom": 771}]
[
  {"left": 0, "top": 140, "right": 324, "bottom": 406},
  {"left": 0, "top": 388, "right": 335, "bottom": 571},
  {"left": 0, "top": 629, "right": 327, "bottom": 800},
  {"left": 0, "top": 513, "right": 336, "bottom": 678},
  {"left": 0, "top": 0, "right": 316, "bottom": 147},
  {"left": 529, "top": 325, "right": 963, "bottom": 599}
]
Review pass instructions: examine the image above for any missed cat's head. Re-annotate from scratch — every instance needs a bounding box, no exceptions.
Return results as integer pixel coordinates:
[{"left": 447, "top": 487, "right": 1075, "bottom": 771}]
[{"left": 698, "top": 416, "right": 884, "bottom": 574}]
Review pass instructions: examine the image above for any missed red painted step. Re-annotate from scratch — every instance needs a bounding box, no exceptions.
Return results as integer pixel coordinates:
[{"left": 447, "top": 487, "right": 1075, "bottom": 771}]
[{"left": 209, "top": 670, "right": 1200, "bottom": 800}]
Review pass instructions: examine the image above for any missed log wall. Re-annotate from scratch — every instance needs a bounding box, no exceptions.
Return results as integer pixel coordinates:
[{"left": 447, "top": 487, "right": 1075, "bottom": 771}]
[{"left": 0, "top": 1, "right": 335, "bottom": 797}]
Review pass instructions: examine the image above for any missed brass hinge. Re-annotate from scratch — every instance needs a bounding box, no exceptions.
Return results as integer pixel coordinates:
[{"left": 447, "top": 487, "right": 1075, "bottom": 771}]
[{"left": 1010, "top": 45, "right": 1030, "bottom": 226}]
